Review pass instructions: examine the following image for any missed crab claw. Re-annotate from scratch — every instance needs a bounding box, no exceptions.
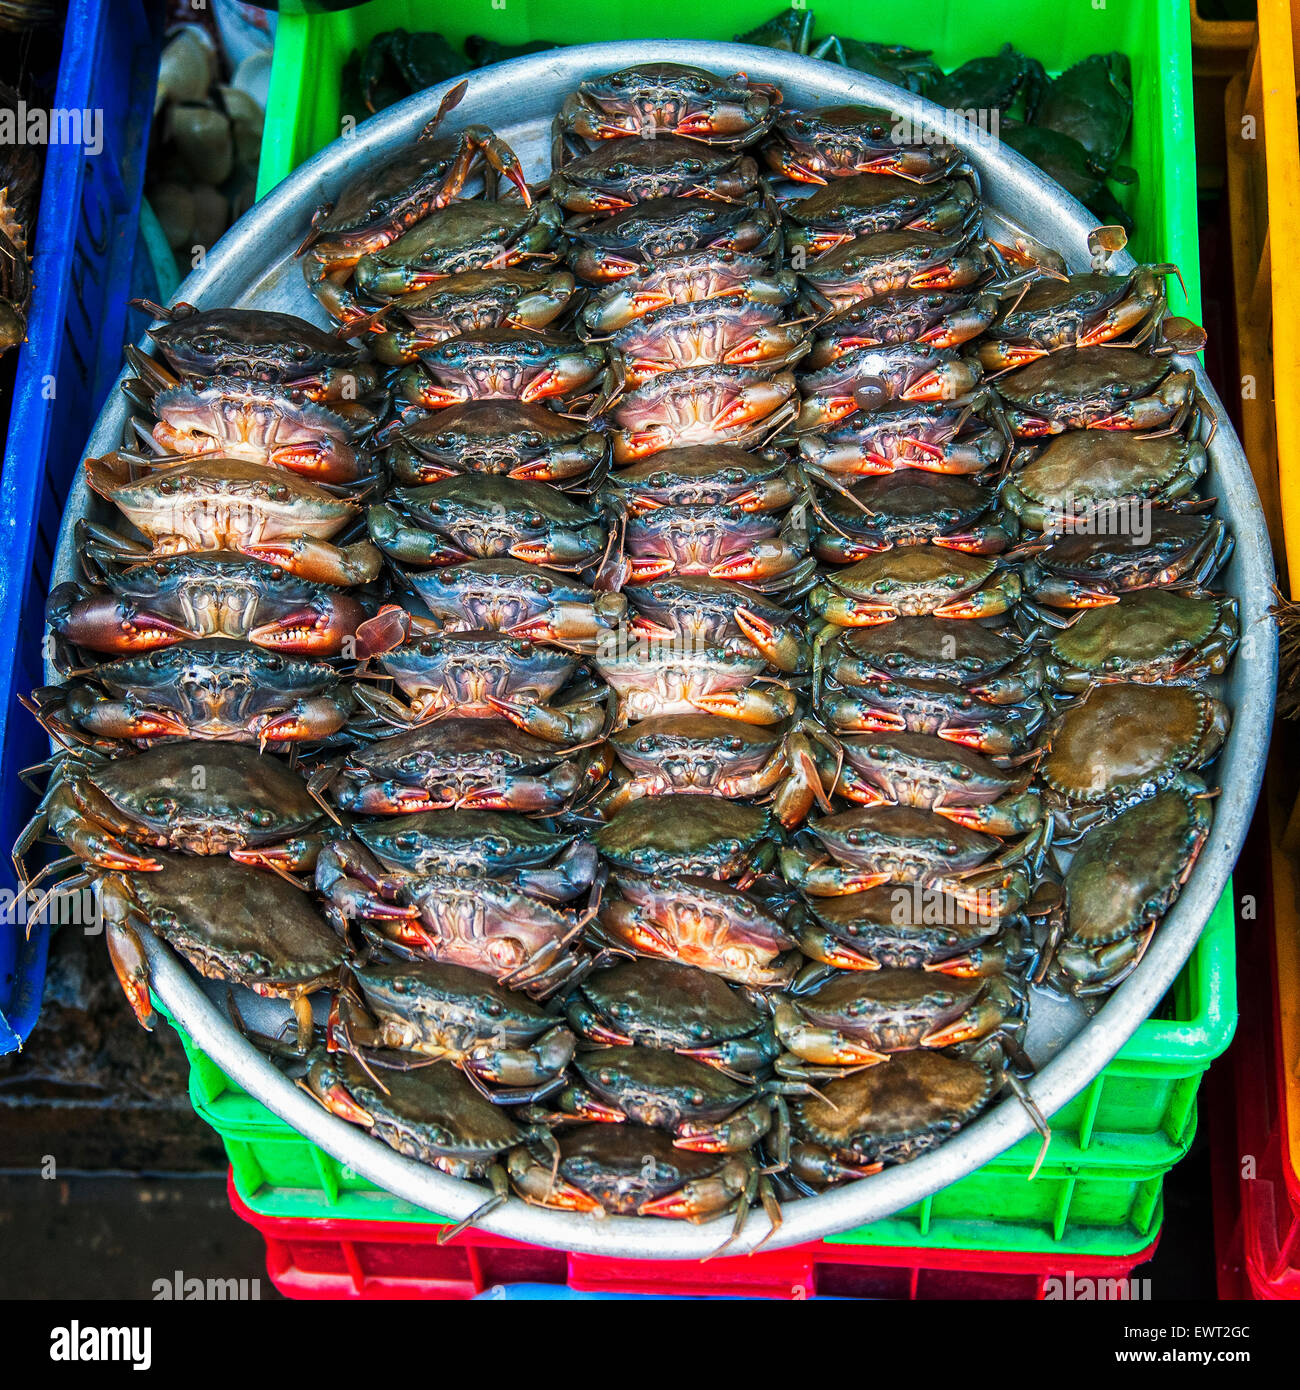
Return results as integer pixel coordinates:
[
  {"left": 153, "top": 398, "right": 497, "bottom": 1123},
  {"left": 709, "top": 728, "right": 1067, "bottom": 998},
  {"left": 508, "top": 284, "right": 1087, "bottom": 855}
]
[
  {"left": 903, "top": 361, "right": 980, "bottom": 402},
  {"left": 319, "top": 1084, "right": 376, "bottom": 1127}
]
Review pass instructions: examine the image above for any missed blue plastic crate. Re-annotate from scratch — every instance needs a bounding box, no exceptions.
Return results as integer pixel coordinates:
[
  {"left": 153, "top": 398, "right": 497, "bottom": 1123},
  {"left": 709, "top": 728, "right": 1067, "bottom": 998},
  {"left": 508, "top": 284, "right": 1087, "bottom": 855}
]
[{"left": 0, "top": 0, "right": 161, "bottom": 1051}]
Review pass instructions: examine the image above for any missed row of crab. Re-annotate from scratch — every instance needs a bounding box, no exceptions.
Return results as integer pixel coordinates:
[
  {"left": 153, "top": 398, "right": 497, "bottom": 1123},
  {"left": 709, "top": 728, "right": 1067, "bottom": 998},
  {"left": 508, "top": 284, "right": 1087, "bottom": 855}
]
[{"left": 14, "top": 60, "right": 1238, "bottom": 1244}]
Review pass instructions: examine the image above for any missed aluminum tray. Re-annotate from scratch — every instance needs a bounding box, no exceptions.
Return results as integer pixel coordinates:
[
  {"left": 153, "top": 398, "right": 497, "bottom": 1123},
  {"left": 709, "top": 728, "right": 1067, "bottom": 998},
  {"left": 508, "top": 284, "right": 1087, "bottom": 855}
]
[{"left": 48, "top": 41, "right": 1276, "bottom": 1257}]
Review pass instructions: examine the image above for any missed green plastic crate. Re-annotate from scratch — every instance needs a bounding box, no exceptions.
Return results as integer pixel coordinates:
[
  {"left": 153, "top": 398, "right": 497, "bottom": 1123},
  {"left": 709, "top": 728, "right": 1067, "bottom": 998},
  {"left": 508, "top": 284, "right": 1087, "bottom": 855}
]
[
  {"left": 170, "top": 883, "right": 1234, "bottom": 1254},
  {"left": 258, "top": 0, "right": 1200, "bottom": 320}
]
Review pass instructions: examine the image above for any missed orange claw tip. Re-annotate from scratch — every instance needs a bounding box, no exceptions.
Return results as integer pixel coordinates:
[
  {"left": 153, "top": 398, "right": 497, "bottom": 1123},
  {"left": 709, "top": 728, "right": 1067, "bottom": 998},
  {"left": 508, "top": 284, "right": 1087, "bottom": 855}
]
[
  {"left": 919, "top": 1020, "right": 978, "bottom": 1049},
  {"left": 673, "top": 1134, "right": 727, "bottom": 1154},
  {"left": 935, "top": 728, "right": 987, "bottom": 749},
  {"left": 322, "top": 1084, "right": 375, "bottom": 1127},
  {"left": 636, "top": 1192, "right": 696, "bottom": 1219}
]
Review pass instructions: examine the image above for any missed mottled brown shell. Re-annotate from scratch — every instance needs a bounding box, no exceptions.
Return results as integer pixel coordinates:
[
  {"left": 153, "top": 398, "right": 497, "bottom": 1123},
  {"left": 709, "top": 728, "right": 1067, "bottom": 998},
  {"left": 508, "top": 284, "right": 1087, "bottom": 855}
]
[
  {"left": 1062, "top": 780, "right": 1212, "bottom": 949},
  {"left": 1041, "top": 684, "right": 1227, "bottom": 803},
  {"left": 1047, "top": 589, "right": 1226, "bottom": 678},
  {"left": 792, "top": 1050, "right": 994, "bottom": 1163}
]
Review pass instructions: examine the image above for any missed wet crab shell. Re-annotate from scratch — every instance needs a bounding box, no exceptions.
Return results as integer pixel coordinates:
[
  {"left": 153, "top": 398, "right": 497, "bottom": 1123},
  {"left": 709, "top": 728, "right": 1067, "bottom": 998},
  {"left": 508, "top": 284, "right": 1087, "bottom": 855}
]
[
  {"left": 833, "top": 617, "right": 1031, "bottom": 687},
  {"left": 800, "top": 885, "right": 1011, "bottom": 971},
  {"left": 1057, "top": 778, "right": 1213, "bottom": 992},
  {"left": 308, "top": 1049, "right": 526, "bottom": 1167},
  {"left": 1044, "top": 589, "right": 1239, "bottom": 692},
  {"left": 128, "top": 854, "right": 344, "bottom": 991},
  {"left": 1039, "top": 685, "right": 1228, "bottom": 831},
  {"left": 147, "top": 306, "right": 364, "bottom": 381},
  {"left": 593, "top": 798, "right": 773, "bottom": 880},
  {"left": 568, "top": 957, "right": 778, "bottom": 1069},
  {"left": 790, "top": 1050, "right": 996, "bottom": 1172},
  {"left": 1001, "top": 431, "right": 1208, "bottom": 530},
  {"left": 84, "top": 742, "right": 323, "bottom": 852}
]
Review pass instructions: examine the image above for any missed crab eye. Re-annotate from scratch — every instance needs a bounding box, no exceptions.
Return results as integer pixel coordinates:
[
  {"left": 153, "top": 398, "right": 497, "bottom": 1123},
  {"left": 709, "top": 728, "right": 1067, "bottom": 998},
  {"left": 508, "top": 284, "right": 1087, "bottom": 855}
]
[
  {"left": 143, "top": 797, "right": 174, "bottom": 817},
  {"left": 267, "top": 482, "right": 290, "bottom": 502},
  {"left": 394, "top": 834, "right": 419, "bottom": 851},
  {"left": 608, "top": 163, "right": 629, "bottom": 179},
  {"left": 246, "top": 809, "right": 276, "bottom": 827}
]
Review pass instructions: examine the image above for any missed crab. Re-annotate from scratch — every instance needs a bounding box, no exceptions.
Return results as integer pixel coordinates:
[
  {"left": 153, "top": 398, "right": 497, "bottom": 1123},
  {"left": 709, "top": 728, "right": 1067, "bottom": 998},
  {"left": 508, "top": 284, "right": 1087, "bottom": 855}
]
[
  {"left": 606, "top": 298, "right": 811, "bottom": 386},
  {"left": 773, "top": 967, "right": 1027, "bottom": 1080},
  {"left": 593, "top": 797, "right": 777, "bottom": 882},
  {"left": 782, "top": 174, "right": 980, "bottom": 259},
  {"left": 556, "top": 1045, "right": 797, "bottom": 1156},
  {"left": 321, "top": 717, "right": 611, "bottom": 816},
  {"left": 929, "top": 43, "right": 1046, "bottom": 117},
  {"left": 1043, "top": 589, "right": 1240, "bottom": 693},
  {"left": 597, "top": 866, "right": 800, "bottom": 990},
  {"left": 565, "top": 197, "right": 777, "bottom": 283},
  {"left": 101, "top": 854, "right": 343, "bottom": 1046},
  {"left": 602, "top": 713, "right": 834, "bottom": 830},
  {"left": 316, "top": 824, "right": 596, "bottom": 999},
  {"left": 581, "top": 253, "right": 794, "bottom": 336},
  {"left": 1016, "top": 511, "right": 1232, "bottom": 615},
  {"left": 15, "top": 742, "right": 327, "bottom": 887},
  {"left": 366, "top": 269, "right": 577, "bottom": 363},
  {"left": 782, "top": 805, "right": 1046, "bottom": 917},
  {"left": 358, "top": 632, "right": 610, "bottom": 744},
  {"left": 397, "top": 329, "right": 605, "bottom": 410},
  {"left": 549, "top": 136, "right": 759, "bottom": 214},
  {"left": 338, "top": 959, "right": 575, "bottom": 1103},
  {"left": 28, "top": 639, "right": 355, "bottom": 746},
  {"left": 811, "top": 471, "right": 1016, "bottom": 564},
  {"left": 620, "top": 500, "right": 813, "bottom": 592},
  {"left": 369, "top": 560, "right": 625, "bottom": 652},
  {"left": 995, "top": 346, "right": 1200, "bottom": 436},
  {"left": 82, "top": 453, "right": 382, "bottom": 588},
  {"left": 605, "top": 444, "right": 804, "bottom": 515},
  {"left": 619, "top": 576, "right": 809, "bottom": 674},
  {"left": 797, "top": 396, "right": 1011, "bottom": 480},
  {"left": 46, "top": 552, "right": 370, "bottom": 659},
  {"left": 1042, "top": 775, "right": 1212, "bottom": 995},
  {"left": 1037, "top": 684, "right": 1228, "bottom": 837},
  {"left": 507, "top": 1123, "right": 779, "bottom": 1246},
  {"left": 558, "top": 63, "right": 781, "bottom": 146},
  {"left": 976, "top": 243, "right": 1203, "bottom": 371},
  {"left": 351, "top": 199, "right": 564, "bottom": 303},
  {"left": 795, "top": 343, "right": 983, "bottom": 431},
  {"left": 367, "top": 475, "right": 607, "bottom": 571},
  {"left": 765, "top": 105, "right": 971, "bottom": 185},
  {"left": 609, "top": 364, "right": 799, "bottom": 462},
  {"left": 829, "top": 731, "right": 1041, "bottom": 837},
  {"left": 815, "top": 618, "right": 1046, "bottom": 756},
  {"left": 297, "top": 85, "right": 533, "bottom": 322},
  {"left": 302, "top": 1048, "right": 538, "bottom": 1239},
  {"left": 808, "top": 290, "right": 999, "bottom": 363},
  {"left": 139, "top": 302, "right": 370, "bottom": 387},
  {"left": 565, "top": 956, "right": 779, "bottom": 1073},
  {"left": 787, "top": 1049, "right": 997, "bottom": 1184},
  {"left": 798, "top": 227, "right": 990, "bottom": 314},
  {"left": 808, "top": 549, "right": 1022, "bottom": 629},
  {"left": 594, "top": 636, "right": 797, "bottom": 726},
  {"left": 382, "top": 399, "right": 606, "bottom": 489},
  {"left": 999, "top": 431, "right": 1208, "bottom": 532},
  {"left": 792, "top": 883, "right": 1026, "bottom": 977}
]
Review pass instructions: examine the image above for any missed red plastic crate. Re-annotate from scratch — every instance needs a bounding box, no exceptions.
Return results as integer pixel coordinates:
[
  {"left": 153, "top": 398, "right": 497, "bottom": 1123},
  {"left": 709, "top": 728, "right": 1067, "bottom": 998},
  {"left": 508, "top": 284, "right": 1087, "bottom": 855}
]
[
  {"left": 1210, "top": 797, "right": 1300, "bottom": 1301},
  {"left": 228, "top": 1172, "right": 1157, "bottom": 1301}
]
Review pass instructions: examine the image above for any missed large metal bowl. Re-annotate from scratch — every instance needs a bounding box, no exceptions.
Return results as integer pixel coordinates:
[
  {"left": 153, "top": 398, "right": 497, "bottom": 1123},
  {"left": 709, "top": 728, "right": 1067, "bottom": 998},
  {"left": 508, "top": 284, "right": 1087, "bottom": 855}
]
[{"left": 50, "top": 41, "right": 1276, "bottom": 1257}]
